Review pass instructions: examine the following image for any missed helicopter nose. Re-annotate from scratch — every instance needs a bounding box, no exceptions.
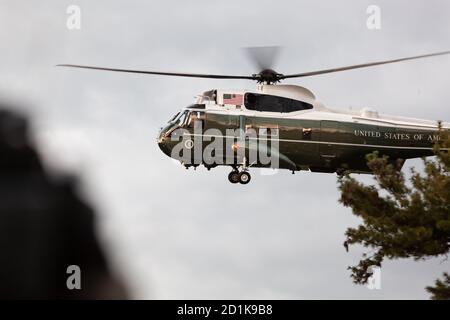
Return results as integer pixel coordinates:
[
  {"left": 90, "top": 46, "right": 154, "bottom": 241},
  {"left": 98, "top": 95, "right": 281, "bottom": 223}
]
[
  {"left": 157, "top": 128, "right": 165, "bottom": 144},
  {"left": 157, "top": 129, "right": 172, "bottom": 157}
]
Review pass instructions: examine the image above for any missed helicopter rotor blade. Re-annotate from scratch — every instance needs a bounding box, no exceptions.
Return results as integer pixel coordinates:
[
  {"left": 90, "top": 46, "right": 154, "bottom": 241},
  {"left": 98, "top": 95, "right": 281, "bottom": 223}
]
[
  {"left": 56, "top": 64, "right": 255, "bottom": 80},
  {"left": 281, "top": 50, "right": 450, "bottom": 79},
  {"left": 243, "top": 46, "right": 282, "bottom": 71},
  {"left": 58, "top": 50, "right": 450, "bottom": 84}
]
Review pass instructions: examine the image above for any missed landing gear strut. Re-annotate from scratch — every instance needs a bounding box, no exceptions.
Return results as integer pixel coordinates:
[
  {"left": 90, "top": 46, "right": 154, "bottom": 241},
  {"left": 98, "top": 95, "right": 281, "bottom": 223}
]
[{"left": 228, "top": 168, "right": 251, "bottom": 184}]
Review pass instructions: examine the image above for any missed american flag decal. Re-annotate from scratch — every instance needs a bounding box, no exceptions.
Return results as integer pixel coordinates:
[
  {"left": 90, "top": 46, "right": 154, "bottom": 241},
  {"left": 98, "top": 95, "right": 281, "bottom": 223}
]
[{"left": 223, "top": 93, "right": 243, "bottom": 105}]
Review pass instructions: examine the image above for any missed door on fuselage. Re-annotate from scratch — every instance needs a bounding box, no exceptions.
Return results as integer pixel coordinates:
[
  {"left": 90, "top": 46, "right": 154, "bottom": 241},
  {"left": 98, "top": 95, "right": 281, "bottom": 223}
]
[
  {"left": 239, "top": 115, "right": 283, "bottom": 169},
  {"left": 319, "top": 120, "right": 340, "bottom": 169},
  {"left": 238, "top": 115, "right": 257, "bottom": 166}
]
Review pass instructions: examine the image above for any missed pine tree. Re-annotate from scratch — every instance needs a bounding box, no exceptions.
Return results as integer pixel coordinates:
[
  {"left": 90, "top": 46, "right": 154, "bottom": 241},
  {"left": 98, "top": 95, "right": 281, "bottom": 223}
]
[
  {"left": 426, "top": 273, "right": 450, "bottom": 300},
  {"left": 338, "top": 126, "right": 450, "bottom": 299}
]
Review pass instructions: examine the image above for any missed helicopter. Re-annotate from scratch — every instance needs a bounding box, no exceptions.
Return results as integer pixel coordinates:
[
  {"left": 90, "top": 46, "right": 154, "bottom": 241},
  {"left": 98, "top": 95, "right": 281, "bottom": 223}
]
[{"left": 58, "top": 48, "right": 450, "bottom": 184}]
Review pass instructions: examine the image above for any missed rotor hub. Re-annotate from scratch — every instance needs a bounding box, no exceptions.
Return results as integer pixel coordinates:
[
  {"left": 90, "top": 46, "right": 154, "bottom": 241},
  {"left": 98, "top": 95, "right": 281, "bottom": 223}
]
[{"left": 254, "top": 69, "right": 284, "bottom": 84}]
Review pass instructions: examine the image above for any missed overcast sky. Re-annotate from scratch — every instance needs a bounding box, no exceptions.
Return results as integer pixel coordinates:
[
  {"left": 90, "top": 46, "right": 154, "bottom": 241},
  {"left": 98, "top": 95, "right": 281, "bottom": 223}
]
[{"left": 1, "top": 0, "right": 449, "bottom": 299}]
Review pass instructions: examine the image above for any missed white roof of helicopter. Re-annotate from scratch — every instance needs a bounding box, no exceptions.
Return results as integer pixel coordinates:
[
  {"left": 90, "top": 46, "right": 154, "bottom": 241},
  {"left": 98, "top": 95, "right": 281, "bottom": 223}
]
[
  {"left": 201, "top": 84, "right": 450, "bottom": 130},
  {"left": 260, "top": 84, "right": 316, "bottom": 104},
  {"left": 215, "top": 84, "right": 317, "bottom": 106}
]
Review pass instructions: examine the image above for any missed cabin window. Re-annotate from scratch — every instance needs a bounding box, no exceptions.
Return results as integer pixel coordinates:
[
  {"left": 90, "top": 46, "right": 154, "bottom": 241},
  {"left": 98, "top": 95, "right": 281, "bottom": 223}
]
[
  {"left": 285, "top": 99, "right": 313, "bottom": 112},
  {"left": 244, "top": 93, "right": 313, "bottom": 112},
  {"left": 259, "top": 128, "right": 268, "bottom": 136}
]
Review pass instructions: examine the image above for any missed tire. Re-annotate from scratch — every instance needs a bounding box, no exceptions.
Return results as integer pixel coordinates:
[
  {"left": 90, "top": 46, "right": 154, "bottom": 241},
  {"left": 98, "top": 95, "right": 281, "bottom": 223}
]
[
  {"left": 238, "top": 171, "right": 251, "bottom": 184},
  {"left": 228, "top": 171, "right": 240, "bottom": 184}
]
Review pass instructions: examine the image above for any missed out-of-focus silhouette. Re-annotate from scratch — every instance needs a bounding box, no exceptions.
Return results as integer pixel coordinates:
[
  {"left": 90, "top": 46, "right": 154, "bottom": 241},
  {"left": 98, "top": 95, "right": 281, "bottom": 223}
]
[{"left": 0, "top": 105, "right": 127, "bottom": 299}]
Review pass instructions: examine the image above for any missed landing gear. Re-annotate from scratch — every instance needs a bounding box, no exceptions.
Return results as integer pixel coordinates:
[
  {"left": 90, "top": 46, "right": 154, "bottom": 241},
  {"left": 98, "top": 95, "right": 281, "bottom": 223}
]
[
  {"left": 228, "top": 157, "right": 252, "bottom": 184},
  {"left": 228, "top": 171, "right": 240, "bottom": 184},
  {"left": 228, "top": 169, "right": 251, "bottom": 184},
  {"left": 238, "top": 171, "right": 251, "bottom": 184}
]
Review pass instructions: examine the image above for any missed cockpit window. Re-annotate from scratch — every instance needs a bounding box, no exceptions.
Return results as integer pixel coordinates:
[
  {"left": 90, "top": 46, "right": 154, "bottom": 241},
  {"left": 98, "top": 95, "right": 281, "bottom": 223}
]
[
  {"left": 186, "top": 111, "right": 205, "bottom": 128},
  {"left": 168, "top": 110, "right": 206, "bottom": 129},
  {"left": 244, "top": 93, "right": 313, "bottom": 112},
  {"left": 178, "top": 110, "right": 189, "bottom": 126},
  {"left": 168, "top": 112, "right": 181, "bottom": 123}
]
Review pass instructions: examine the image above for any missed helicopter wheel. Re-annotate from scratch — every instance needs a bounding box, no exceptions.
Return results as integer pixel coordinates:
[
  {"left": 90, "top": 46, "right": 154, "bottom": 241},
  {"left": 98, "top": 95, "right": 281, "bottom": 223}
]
[
  {"left": 238, "top": 171, "right": 251, "bottom": 185},
  {"left": 228, "top": 171, "right": 240, "bottom": 184}
]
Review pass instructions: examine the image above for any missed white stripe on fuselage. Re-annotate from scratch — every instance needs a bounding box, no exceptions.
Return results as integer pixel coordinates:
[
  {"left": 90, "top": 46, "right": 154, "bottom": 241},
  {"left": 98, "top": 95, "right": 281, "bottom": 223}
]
[
  {"left": 184, "top": 133, "right": 448, "bottom": 151},
  {"left": 201, "top": 107, "right": 448, "bottom": 131}
]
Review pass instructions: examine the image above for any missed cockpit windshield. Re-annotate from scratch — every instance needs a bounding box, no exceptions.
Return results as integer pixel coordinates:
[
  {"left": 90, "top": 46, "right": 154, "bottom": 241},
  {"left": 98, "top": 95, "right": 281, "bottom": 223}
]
[
  {"left": 168, "top": 110, "right": 188, "bottom": 124},
  {"left": 178, "top": 111, "right": 189, "bottom": 126},
  {"left": 168, "top": 111, "right": 181, "bottom": 123},
  {"left": 168, "top": 109, "right": 205, "bottom": 129}
]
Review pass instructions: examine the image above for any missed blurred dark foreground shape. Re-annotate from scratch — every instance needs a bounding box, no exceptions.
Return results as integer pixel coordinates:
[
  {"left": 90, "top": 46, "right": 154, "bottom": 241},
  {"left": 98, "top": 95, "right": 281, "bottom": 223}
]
[{"left": 0, "top": 106, "right": 127, "bottom": 299}]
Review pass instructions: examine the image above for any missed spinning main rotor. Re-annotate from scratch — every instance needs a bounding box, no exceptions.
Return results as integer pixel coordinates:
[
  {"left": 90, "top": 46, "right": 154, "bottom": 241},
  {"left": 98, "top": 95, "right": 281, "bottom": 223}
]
[{"left": 58, "top": 47, "right": 450, "bottom": 84}]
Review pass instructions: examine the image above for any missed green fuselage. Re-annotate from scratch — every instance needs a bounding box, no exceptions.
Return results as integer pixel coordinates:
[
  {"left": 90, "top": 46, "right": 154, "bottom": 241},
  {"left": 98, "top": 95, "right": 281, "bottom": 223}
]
[{"left": 158, "top": 109, "right": 443, "bottom": 174}]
